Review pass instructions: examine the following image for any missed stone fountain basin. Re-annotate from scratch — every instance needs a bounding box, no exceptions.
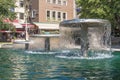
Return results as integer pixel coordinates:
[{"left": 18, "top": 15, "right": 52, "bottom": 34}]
[
  {"left": 31, "top": 34, "right": 60, "bottom": 38},
  {"left": 13, "top": 39, "right": 33, "bottom": 44},
  {"left": 60, "top": 19, "right": 110, "bottom": 26}
]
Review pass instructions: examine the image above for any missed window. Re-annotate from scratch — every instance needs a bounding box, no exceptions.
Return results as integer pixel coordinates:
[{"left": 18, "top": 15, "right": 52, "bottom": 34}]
[
  {"left": 31, "top": 10, "right": 37, "bottom": 18},
  {"left": 10, "top": 8, "right": 14, "bottom": 12},
  {"left": 20, "top": 13, "right": 24, "bottom": 19},
  {"left": 58, "top": 12, "right": 61, "bottom": 20},
  {"left": 58, "top": 0, "right": 61, "bottom": 5},
  {"left": 47, "top": 0, "right": 51, "bottom": 3},
  {"left": 52, "top": 11, "right": 56, "bottom": 20},
  {"left": 47, "top": 11, "right": 50, "bottom": 17},
  {"left": 63, "top": 0, "right": 67, "bottom": 5},
  {"left": 63, "top": 13, "right": 66, "bottom": 20},
  {"left": 46, "top": 10, "right": 67, "bottom": 22},
  {"left": 20, "top": 0, "right": 24, "bottom": 7},
  {"left": 47, "top": 10, "right": 50, "bottom": 20},
  {"left": 53, "top": 0, "right": 56, "bottom": 4}
]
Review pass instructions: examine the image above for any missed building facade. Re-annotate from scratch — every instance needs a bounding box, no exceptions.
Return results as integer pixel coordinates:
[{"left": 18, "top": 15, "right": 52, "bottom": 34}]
[
  {"left": 30, "top": 0, "right": 76, "bottom": 34},
  {"left": 14, "top": 0, "right": 25, "bottom": 23},
  {"left": 14, "top": 0, "right": 76, "bottom": 34},
  {"left": 31, "top": 0, "right": 76, "bottom": 23},
  {"left": 14, "top": 0, "right": 76, "bottom": 23}
]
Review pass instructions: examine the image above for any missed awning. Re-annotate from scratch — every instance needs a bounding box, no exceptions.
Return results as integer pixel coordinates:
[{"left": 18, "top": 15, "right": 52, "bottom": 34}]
[
  {"left": 3, "top": 18, "right": 11, "bottom": 23},
  {"left": 34, "top": 22, "right": 59, "bottom": 30},
  {"left": 0, "top": 30, "right": 12, "bottom": 33},
  {"left": 15, "top": 30, "right": 25, "bottom": 33},
  {"left": 12, "top": 19, "right": 19, "bottom": 23},
  {"left": 12, "top": 22, "right": 23, "bottom": 28},
  {"left": 3, "top": 19, "right": 23, "bottom": 28},
  {"left": 22, "top": 23, "right": 34, "bottom": 28},
  {"left": 3, "top": 19, "right": 19, "bottom": 23}
]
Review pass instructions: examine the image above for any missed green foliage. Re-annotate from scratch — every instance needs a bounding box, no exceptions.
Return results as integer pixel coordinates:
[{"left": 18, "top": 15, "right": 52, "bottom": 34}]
[
  {"left": 0, "top": 0, "right": 16, "bottom": 20},
  {"left": 0, "top": 0, "right": 16, "bottom": 30},
  {"left": 0, "top": 22, "right": 15, "bottom": 31},
  {"left": 76, "top": 0, "right": 120, "bottom": 28}
]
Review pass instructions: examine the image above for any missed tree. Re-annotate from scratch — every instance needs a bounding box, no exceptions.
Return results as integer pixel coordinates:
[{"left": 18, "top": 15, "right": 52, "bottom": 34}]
[
  {"left": 76, "top": 0, "right": 120, "bottom": 28},
  {"left": 0, "top": 0, "right": 16, "bottom": 20},
  {"left": 0, "top": 0, "right": 16, "bottom": 30}
]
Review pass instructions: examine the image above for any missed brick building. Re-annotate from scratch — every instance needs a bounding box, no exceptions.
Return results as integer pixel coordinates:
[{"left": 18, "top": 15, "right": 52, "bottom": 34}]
[
  {"left": 31, "top": 0, "right": 76, "bottom": 22},
  {"left": 30, "top": 0, "right": 76, "bottom": 34},
  {"left": 13, "top": 0, "right": 76, "bottom": 34}
]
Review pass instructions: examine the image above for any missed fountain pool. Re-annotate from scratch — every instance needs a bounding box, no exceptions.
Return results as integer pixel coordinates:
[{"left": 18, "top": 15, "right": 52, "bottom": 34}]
[
  {"left": 0, "top": 19, "right": 119, "bottom": 80},
  {"left": 0, "top": 49, "right": 120, "bottom": 80}
]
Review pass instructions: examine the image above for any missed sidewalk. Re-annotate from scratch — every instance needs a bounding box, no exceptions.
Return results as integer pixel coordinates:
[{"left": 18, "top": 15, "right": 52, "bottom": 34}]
[{"left": 0, "top": 42, "right": 13, "bottom": 48}]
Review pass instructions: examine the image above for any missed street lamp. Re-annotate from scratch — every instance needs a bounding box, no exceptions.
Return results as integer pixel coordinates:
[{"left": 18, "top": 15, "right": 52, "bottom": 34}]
[
  {"left": 24, "top": 0, "right": 30, "bottom": 41},
  {"left": 24, "top": 0, "right": 30, "bottom": 50}
]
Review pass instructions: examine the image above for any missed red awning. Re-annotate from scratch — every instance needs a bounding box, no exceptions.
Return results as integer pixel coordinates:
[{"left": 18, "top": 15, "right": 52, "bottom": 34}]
[
  {"left": 3, "top": 18, "right": 11, "bottom": 23},
  {"left": 3, "top": 19, "right": 23, "bottom": 28},
  {"left": 12, "top": 19, "right": 19, "bottom": 23},
  {"left": 12, "top": 22, "right": 23, "bottom": 28},
  {"left": 0, "top": 30, "right": 25, "bottom": 33},
  {"left": 15, "top": 31, "right": 25, "bottom": 33},
  {"left": 0, "top": 30, "right": 12, "bottom": 33},
  {"left": 3, "top": 18, "right": 19, "bottom": 23}
]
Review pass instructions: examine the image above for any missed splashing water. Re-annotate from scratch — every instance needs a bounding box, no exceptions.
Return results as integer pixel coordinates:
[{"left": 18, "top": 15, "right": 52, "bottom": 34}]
[{"left": 57, "top": 19, "right": 112, "bottom": 59}]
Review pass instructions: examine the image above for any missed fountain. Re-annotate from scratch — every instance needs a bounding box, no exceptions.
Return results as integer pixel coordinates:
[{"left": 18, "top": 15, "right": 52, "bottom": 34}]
[
  {"left": 1, "top": 19, "right": 120, "bottom": 80},
  {"left": 58, "top": 19, "right": 112, "bottom": 59},
  {"left": 25, "top": 19, "right": 113, "bottom": 59},
  {"left": 31, "top": 34, "right": 60, "bottom": 51}
]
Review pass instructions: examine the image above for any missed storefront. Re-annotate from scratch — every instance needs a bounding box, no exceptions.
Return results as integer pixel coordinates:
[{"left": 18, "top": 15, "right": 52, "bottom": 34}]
[
  {"left": 33, "top": 22, "right": 59, "bottom": 34},
  {"left": 1, "top": 19, "right": 37, "bottom": 41},
  {"left": 0, "top": 30, "right": 13, "bottom": 42},
  {"left": 22, "top": 23, "right": 38, "bottom": 35}
]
